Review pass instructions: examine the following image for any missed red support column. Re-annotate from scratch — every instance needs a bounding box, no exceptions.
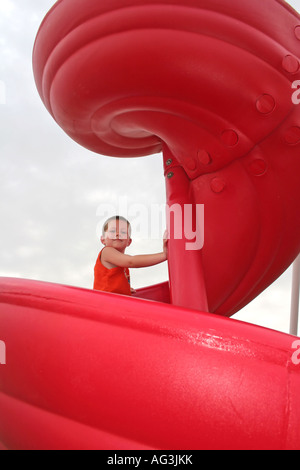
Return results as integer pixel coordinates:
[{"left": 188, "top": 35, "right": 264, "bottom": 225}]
[{"left": 163, "top": 145, "right": 209, "bottom": 312}]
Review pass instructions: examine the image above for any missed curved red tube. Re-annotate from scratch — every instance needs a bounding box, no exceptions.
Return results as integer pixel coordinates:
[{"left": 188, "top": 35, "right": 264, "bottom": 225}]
[
  {"left": 33, "top": 0, "right": 300, "bottom": 315},
  {"left": 0, "top": 278, "right": 300, "bottom": 450},
  {"left": 2, "top": 0, "right": 300, "bottom": 450}
]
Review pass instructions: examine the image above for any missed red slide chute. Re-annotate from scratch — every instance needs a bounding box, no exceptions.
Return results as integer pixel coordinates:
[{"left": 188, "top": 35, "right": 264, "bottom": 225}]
[
  {"left": 0, "top": 277, "right": 300, "bottom": 450},
  {"left": 0, "top": 0, "right": 300, "bottom": 449}
]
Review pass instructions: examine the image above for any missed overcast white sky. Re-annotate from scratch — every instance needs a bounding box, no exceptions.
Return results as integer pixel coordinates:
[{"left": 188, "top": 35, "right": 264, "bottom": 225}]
[{"left": 0, "top": 0, "right": 299, "bottom": 335}]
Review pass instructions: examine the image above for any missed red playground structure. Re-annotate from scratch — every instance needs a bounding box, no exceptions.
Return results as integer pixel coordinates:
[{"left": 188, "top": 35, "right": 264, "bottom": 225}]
[{"left": 1, "top": 0, "right": 300, "bottom": 449}]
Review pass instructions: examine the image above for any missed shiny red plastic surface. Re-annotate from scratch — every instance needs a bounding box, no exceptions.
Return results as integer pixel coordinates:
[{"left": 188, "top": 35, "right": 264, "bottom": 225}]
[
  {"left": 33, "top": 0, "right": 300, "bottom": 315},
  {"left": 1, "top": 277, "right": 300, "bottom": 450},
  {"left": 1, "top": 0, "right": 300, "bottom": 450}
]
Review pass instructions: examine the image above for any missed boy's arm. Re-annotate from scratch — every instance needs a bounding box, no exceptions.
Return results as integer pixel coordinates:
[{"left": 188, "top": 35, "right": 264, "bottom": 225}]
[{"left": 102, "top": 247, "right": 167, "bottom": 269}]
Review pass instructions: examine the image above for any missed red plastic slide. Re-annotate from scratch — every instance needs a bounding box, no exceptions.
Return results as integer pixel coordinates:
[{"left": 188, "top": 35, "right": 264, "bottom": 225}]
[
  {"left": 32, "top": 0, "right": 300, "bottom": 316},
  {"left": 0, "top": 277, "right": 300, "bottom": 450},
  {"left": 1, "top": 0, "right": 300, "bottom": 449}
]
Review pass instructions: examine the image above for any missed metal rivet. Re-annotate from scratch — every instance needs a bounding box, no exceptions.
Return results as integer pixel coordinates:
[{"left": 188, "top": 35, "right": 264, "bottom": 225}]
[
  {"left": 167, "top": 172, "right": 174, "bottom": 179},
  {"left": 166, "top": 159, "right": 173, "bottom": 166}
]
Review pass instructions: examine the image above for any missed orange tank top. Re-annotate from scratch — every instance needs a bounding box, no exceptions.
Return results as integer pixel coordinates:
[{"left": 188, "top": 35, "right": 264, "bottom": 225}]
[{"left": 93, "top": 248, "right": 131, "bottom": 296}]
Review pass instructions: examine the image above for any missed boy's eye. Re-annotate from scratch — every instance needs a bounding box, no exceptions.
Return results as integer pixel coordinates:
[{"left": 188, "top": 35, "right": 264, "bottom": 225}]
[
  {"left": 106, "top": 226, "right": 128, "bottom": 239},
  {"left": 107, "top": 229, "right": 116, "bottom": 238}
]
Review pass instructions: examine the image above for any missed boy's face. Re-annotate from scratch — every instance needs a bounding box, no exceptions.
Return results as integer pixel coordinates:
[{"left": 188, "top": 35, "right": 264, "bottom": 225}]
[{"left": 101, "top": 219, "right": 132, "bottom": 251}]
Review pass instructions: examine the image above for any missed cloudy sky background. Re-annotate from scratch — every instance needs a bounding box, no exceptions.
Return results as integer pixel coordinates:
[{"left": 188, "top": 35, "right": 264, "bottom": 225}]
[{"left": 0, "top": 0, "right": 299, "bottom": 335}]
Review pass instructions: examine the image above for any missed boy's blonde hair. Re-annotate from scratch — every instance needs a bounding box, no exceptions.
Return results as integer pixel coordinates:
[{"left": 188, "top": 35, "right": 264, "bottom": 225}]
[{"left": 102, "top": 216, "right": 131, "bottom": 237}]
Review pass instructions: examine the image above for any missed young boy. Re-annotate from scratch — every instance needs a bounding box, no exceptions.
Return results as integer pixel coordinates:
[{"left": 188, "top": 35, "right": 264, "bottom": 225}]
[{"left": 93, "top": 216, "right": 168, "bottom": 295}]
